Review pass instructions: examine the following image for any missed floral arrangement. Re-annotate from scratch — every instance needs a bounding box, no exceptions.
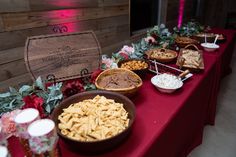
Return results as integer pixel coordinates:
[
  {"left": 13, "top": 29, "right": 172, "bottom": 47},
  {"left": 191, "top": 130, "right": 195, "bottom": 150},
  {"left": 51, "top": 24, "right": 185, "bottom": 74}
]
[
  {"left": 147, "top": 24, "right": 175, "bottom": 48},
  {"left": 101, "top": 24, "right": 174, "bottom": 70},
  {"left": 0, "top": 77, "right": 63, "bottom": 118},
  {"left": 62, "top": 69, "right": 102, "bottom": 98},
  {"left": 173, "top": 20, "right": 205, "bottom": 37}
]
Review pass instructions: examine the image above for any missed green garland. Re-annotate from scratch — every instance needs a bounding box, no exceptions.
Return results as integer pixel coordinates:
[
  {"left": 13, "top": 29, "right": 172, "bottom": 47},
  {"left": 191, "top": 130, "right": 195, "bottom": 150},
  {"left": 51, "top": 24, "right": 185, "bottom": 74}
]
[
  {"left": 173, "top": 21, "right": 204, "bottom": 37},
  {"left": 0, "top": 77, "right": 63, "bottom": 116}
]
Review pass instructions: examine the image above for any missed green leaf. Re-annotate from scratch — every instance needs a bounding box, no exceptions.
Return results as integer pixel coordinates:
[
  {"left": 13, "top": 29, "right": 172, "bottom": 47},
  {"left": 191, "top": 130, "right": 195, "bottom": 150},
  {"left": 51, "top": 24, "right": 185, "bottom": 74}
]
[
  {"left": 84, "top": 84, "right": 96, "bottom": 91},
  {"left": 19, "top": 85, "right": 32, "bottom": 95},
  {"left": 101, "top": 63, "right": 107, "bottom": 70},
  {"left": 0, "top": 92, "right": 11, "bottom": 98},
  {"left": 9, "top": 99, "right": 16, "bottom": 108},
  {"left": 45, "top": 104, "right": 51, "bottom": 113},
  {"left": 9, "top": 87, "right": 17, "bottom": 94},
  {"left": 35, "top": 77, "right": 45, "bottom": 90}
]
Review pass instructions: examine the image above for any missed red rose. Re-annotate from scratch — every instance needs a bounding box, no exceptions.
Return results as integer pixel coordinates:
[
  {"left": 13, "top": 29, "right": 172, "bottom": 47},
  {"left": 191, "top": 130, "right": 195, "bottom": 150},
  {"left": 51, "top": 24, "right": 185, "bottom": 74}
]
[
  {"left": 22, "top": 95, "right": 45, "bottom": 118},
  {"left": 119, "top": 52, "right": 129, "bottom": 60},
  {"left": 62, "top": 79, "right": 85, "bottom": 98},
  {"left": 91, "top": 69, "right": 103, "bottom": 83},
  {"left": 45, "top": 82, "right": 53, "bottom": 89},
  {"left": 151, "top": 34, "right": 160, "bottom": 41}
]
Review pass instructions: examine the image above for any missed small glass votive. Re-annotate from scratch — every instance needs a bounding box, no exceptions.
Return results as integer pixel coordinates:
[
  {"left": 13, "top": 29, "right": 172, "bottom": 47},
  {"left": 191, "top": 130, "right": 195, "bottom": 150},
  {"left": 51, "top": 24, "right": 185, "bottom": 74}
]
[
  {"left": 27, "top": 119, "right": 60, "bottom": 157},
  {"left": 14, "top": 108, "right": 40, "bottom": 157}
]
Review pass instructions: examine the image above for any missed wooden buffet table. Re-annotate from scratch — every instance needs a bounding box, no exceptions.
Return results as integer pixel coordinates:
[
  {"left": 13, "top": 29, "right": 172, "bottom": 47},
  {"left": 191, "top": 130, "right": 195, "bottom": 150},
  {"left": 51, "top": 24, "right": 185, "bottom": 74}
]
[{"left": 8, "top": 29, "right": 235, "bottom": 157}]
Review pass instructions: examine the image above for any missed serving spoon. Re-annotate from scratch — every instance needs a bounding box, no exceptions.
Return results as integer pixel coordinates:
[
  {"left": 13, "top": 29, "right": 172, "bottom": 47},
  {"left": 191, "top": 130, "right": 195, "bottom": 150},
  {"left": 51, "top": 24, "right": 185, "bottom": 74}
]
[{"left": 213, "top": 34, "right": 219, "bottom": 44}]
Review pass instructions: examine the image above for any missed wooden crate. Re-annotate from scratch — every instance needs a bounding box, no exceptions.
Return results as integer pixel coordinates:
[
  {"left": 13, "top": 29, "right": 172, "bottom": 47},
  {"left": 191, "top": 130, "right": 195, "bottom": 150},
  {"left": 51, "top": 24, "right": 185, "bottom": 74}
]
[{"left": 24, "top": 31, "right": 101, "bottom": 82}]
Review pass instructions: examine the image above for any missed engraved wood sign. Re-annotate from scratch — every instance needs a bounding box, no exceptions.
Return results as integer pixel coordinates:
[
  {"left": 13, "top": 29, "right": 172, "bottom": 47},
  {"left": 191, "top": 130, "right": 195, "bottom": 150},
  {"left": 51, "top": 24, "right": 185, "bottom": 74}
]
[{"left": 24, "top": 31, "right": 101, "bottom": 82}]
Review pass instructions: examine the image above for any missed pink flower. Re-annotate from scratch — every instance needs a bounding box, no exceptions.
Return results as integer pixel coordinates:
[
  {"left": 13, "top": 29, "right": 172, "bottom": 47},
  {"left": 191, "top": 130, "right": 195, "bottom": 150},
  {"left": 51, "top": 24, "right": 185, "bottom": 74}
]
[
  {"left": 102, "top": 58, "right": 115, "bottom": 69},
  {"left": 144, "top": 36, "right": 157, "bottom": 44},
  {"left": 117, "top": 51, "right": 129, "bottom": 60},
  {"left": 121, "top": 45, "right": 134, "bottom": 55},
  {"left": 1, "top": 110, "right": 21, "bottom": 136}
]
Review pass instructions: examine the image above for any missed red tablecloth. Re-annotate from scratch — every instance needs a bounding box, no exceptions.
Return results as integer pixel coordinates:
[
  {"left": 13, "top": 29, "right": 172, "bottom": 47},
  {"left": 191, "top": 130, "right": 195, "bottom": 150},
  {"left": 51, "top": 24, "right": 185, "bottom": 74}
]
[{"left": 8, "top": 29, "right": 235, "bottom": 157}]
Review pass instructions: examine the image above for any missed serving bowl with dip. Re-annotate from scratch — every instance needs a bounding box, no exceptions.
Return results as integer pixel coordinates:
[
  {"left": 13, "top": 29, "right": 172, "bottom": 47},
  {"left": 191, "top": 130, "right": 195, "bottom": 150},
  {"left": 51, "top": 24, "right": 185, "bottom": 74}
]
[{"left": 151, "top": 73, "right": 183, "bottom": 93}]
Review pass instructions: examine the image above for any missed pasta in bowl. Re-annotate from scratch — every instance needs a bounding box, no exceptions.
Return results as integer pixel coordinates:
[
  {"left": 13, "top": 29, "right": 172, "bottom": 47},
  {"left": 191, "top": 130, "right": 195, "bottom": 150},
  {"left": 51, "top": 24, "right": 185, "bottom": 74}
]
[{"left": 51, "top": 90, "right": 135, "bottom": 154}]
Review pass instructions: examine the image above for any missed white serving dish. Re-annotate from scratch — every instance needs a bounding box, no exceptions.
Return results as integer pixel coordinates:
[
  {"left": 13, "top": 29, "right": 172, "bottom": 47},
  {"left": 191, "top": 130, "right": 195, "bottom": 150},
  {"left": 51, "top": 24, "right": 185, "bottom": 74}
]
[
  {"left": 151, "top": 74, "right": 183, "bottom": 93},
  {"left": 201, "top": 43, "right": 219, "bottom": 52}
]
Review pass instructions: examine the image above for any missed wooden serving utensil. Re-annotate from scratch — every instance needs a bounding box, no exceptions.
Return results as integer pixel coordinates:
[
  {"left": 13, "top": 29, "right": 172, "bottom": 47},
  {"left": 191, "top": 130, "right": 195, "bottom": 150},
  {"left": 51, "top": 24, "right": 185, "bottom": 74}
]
[{"left": 178, "top": 69, "right": 190, "bottom": 79}]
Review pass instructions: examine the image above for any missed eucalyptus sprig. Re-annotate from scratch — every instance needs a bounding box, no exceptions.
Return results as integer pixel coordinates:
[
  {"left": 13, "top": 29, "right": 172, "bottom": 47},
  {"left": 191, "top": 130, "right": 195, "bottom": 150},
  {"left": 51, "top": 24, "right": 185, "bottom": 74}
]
[
  {"left": 147, "top": 24, "right": 175, "bottom": 47},
  {"left": 173, "top": 21, "right": 204, "bottom": 37},
  {"left": 0, "top": 77, "right": 63, "bottom": 116}
]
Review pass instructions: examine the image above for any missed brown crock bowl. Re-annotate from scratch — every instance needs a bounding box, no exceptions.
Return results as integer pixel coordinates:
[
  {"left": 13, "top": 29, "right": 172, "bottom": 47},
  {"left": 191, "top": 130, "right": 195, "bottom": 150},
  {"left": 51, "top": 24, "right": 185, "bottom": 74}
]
[
  {"left": 192, "top": 33, "right": 216, "bottom": 43},
  {"left": 51, "top": 90, "right": 135, "bottom": 154},
  {"left": 117, "top": 58, "right": 149, "bottom": 77}
]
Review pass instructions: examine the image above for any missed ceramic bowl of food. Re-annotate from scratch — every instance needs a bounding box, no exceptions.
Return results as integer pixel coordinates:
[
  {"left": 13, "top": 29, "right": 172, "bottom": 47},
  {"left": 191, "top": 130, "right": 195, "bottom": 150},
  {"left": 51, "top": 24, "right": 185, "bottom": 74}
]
[
  {"left": 193, "top": 33, "right": 216, "bottom": 43},
  {"left": 118, "top": 59, "right": 149, "bottom": 77},
  {"left": 145, "top": 48, "right": 178, "bottom": 63},
  {"left": 51, "top": 90, "right": 135, "bottom": 154},
  {"left": 201, "top": 43, "right": 219, "bottom": 52},
  {"left": 151, "top": 73, "right": 183, "bottom": 93},
  {"left": 175, "top": 36, "right": 199, "bottom": 48},
  {"left": 95, "top": 68, "right": 143, "bottom": 97}
]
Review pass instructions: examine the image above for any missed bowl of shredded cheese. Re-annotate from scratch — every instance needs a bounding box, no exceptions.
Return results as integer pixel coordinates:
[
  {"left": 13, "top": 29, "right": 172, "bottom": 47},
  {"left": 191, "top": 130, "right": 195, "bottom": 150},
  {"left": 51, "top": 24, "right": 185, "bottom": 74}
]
[{"left": 151, "top": 73, "right": 183, "bottom": 93}]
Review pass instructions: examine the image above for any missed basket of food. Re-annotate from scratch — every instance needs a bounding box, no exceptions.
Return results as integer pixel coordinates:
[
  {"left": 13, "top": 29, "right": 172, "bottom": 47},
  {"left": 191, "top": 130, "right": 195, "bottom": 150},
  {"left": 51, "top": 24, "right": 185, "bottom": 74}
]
[
  {"left": 175, "top": 36, "right": 199, "bottom": 48},
  {"left": 117, "top": 59, "right": 149, "bottom": 77},
  {"left": 51, "top": 90, "right": 135, "bottom": 154},
  {"left": 95, "top": 68, "right": 142, "bottom": 97},
  {"left": 176, "top": 44, "right": 204, "bottom": 72},
  {"left": 145, "top": 48, "right": 178, "bottom": 63}
]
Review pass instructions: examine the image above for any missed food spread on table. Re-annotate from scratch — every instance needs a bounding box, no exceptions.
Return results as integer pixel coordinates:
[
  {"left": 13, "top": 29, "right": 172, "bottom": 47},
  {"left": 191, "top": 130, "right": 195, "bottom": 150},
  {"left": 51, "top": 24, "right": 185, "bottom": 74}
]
[
  {"left": 2, "top": 20, "right": 232, "bottom": 156},
  {"left": 58, "top": 95, "right": 129, "bottom": 141},
  {"left": 120, "top": 60, "right": 148, "bottom": 71}
]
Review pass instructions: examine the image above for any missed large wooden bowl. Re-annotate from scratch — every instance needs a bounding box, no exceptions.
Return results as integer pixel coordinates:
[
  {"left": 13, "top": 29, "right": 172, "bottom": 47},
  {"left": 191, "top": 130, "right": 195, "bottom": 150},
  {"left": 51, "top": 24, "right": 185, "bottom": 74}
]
[
  {"left": 51, "top": 90, "right": 135, "bottom": 154},
  {"left": 95, "top": 68, "right": 143, "bottom": 97}
]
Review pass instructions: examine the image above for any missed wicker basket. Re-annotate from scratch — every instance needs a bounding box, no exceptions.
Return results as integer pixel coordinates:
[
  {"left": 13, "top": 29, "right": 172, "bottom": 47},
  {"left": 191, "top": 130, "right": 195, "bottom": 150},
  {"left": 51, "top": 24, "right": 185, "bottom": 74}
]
[
  {"left": 176, "top": 44, "right": 204, "bottom": 72},
  {"left": 95, "top": 68, "right": 142, "bottom": 97}
]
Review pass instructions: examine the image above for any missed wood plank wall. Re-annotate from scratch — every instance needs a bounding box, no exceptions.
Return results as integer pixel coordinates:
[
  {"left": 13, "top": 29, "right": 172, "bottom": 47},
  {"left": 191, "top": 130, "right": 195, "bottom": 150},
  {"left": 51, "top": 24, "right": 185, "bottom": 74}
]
[{"left": 0, "top": 0, "right": 130, "bottom": 92}]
